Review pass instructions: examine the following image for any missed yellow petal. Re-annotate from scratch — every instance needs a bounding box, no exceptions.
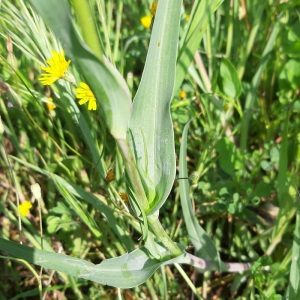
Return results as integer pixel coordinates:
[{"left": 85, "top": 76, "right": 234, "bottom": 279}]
[
  {"left": 140, "top": 16, "right": 152, "bottom": 29},
  {"left": 18, "top": 200, "right": 32, "bottom": 217}
]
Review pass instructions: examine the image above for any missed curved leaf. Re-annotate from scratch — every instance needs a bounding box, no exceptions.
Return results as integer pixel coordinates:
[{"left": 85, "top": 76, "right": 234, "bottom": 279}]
[
  {"left": 28, "top": 0, "right": 131, "bottom": 140},
  {"left": 129, "top": 0, "right": 182, "bottom": 214},
  {"left": 179, "top": 121, "right": 222, "bottom": 270},
  {"left": 0, "top": 238, "right": 185, "bottom": 288},
  {"left": 217, "top": 57, "right": 242, "bottom": 99},
  {"left": 288, "top": 208, "right": 300, "bottom": 298}
]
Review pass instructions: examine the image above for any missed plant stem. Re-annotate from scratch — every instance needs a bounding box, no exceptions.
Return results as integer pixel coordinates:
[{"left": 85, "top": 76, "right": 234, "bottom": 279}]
[
  {"left": 70, "top": 0, "right": 103, "bottom": 60},
  {"left": 225, "top": 0, "right": 234, "bottom": 58},
  {"left": 174, "top": 263, "right": 203, "bottom": 300},
  {"left": 116, "top": 138, "right": 149, "bottom": 212},
  {"left": 147, "top": 215, "right": 183, "bottom": 257},
  {"left": 117, "top": 138, "right": 183, "bottom": 257}
]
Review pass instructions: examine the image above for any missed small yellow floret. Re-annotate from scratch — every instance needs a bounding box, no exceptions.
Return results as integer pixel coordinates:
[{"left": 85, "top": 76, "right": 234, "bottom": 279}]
[
  {"left": 19, "top": 200, "right": 32, "bottom": 217},
  {"left": 46, "top": 97, "right": 56, "bottom": 111},
  {"left": 180, "top": 90, "right": 186, "bottom": 99},
  {"left": 76, "top": 82, "right": 97, "bottom": 111},
  {"left": 140, "top": 16, "right": 152, "bottom": 29},
  {"left": 39, "top": 50, "right": 71, "bottom": 85}
]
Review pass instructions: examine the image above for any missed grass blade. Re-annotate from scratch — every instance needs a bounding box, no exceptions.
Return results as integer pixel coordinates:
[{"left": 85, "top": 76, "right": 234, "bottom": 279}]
[
  {"left": 288, "top": 207, "right": 300, "bottom": 298},
  {"left": 240, "top": 13, "right": 283, "bottom": 152},
  {"left": 174, "top": 0, "right": 224, "bottom": 93},
  {"left": 179, "top": 121, "right": 221, "bottom": 269}
]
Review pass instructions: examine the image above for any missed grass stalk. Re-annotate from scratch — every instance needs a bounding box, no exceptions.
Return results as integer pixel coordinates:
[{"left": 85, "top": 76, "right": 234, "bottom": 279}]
[{"left": 70, "top": 0, "right": 103, "bottom": 59}]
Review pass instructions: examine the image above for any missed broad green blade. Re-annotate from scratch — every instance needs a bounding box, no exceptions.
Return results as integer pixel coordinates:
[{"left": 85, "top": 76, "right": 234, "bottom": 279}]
[
  {"left": 129, "top": 0, "right": 182, "bottom": 214},
  {"left": 288, "top": 208, "right": 300, "bottom": 298},
  {"left": 217, "top": 57, "right": 242, "bottom": 99},
  {"left": 174, "top": 0, "right": 224, "bottom": 94},
  {"left": 28, "top": 0, "right": 131, "bottom": 140},
  {"left": 0, "top": 238, "right": 184, "bottom": 288},
  {"left": 179, "top": 121, "right": 221, "bottom": 270}
]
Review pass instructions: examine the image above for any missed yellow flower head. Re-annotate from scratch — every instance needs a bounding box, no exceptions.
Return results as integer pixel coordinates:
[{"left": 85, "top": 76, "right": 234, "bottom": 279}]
[
  {"left": 180, "top": 90, "right": 186, "bottom": 99},
  {"left": 18, "top": 200, "right": 32, "bottom": 217},
  {"left": 185, "top": 14, "right": 190, "bottom": 22},
  {"left": 39, "top": 50, "right": 71, "bottom": 85},
  {"left": 46, "top": 97, "right": 56, "bottom": 111},
  {"left": 140, "top": 16, "right": 152, "bottom": 29},
  {"left": 76, "top": 82, "right": 97, "bottom": 111},
  {"left": 151, "top": 1, "right": 158, "bottom": 16}
]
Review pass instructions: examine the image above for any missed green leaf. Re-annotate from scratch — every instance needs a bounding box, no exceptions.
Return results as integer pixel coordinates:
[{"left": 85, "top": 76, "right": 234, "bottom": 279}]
[
  {"left": 0, "top": 238, "right": 184, "bottom": 288},
  {"left": 215, "top": 137, "right": 243, "bottom": 176},
  {"left": 179, "top": 121, "right": 221, "bottom": 270},
  {"left": 28, "top": 0, "right": 131, "bottom": 140},
  {"left": 282, "top": 20, "right": 300, "bottom": 57},
  {"left": 288, "top": 209, "right": 300, "bottom": 298},
  {"left": 217, "top": 58, "right": 242, "bottom": 99},
  {"left": 279, "top": 59, "right": 300, "bottom": 91},
  {"left": 128, "top": 0, "right": 182, "bottom": 214}
]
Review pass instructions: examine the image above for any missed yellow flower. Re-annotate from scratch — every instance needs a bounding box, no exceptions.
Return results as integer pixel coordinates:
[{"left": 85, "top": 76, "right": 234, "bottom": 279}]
[
  {"left": 18, "top": 200, "right": 32, "bottom": 217},
  {"left": 180, "top": 90, "right": 186, "bottom": 99},
  {"left": 140, "top": 16, "right": 152, "bottom": 29},
  {"left": 150, "top": 1, "right": 158, "bottom": 16},
  {"left": 76, "top": 82, "right": 97, "bottom": 111},
  {"left": 39, "top": 50, "right": 71, "bottom": 85},
  {"left": 46, "top": 97, "right": 56, "bottom": 111},
  {"left": 186, "top": 14, "right": 190, "bottom": 22}
]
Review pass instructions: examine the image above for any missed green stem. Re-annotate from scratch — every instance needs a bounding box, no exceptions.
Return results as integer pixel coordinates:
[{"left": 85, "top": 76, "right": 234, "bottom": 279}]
[
  {"left": 116, "top": 138, "right": 149, "bottom": 212},
  {"left": 113, "top": 0, "right": 123, "bottom": 64},
  {"left": 97, "top": 0, "right": 113, "bottom": 62},
  {"left": 147, "top": 215, "right": 183, "bottom": 257},
  {"left": 225, "top": 0, "right": 234, "bottom": 58},
  {"left": 117, "top": 139, "right": 182, "bottom": 257},
  {"left": 70, "top": 0, "right": 103, "bottom": 60},
  {"left": 205, "top": 21, "right": 213, "bottom": 80},
  {"left": 174, "top": 263, "right": 203, "bottom": 300},
  {"left": 237, "top": 5, "right": 263, "bottom": 79}
]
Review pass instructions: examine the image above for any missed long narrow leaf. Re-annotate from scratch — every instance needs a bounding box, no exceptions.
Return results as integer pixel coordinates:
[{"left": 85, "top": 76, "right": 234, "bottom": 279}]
[
  {"left": 0, "top": 238, "right": 185, "bottom": 288},
  {"left": 129, "top": 0, "right": 182, "bottom": 214},
  {"left": 288, "top": 207, "right": 300, "bottom": 298},
  {"left": 179, "top": 121, "right": 221, "bottom": 270}
]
